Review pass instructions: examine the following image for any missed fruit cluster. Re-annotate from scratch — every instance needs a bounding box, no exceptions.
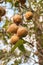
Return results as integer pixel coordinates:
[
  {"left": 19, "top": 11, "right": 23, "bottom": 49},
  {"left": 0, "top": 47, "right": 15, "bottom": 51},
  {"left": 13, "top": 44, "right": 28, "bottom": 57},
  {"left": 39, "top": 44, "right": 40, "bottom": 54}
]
[{"left": 7, "top": 11, "right": 33, "bottom": 44}]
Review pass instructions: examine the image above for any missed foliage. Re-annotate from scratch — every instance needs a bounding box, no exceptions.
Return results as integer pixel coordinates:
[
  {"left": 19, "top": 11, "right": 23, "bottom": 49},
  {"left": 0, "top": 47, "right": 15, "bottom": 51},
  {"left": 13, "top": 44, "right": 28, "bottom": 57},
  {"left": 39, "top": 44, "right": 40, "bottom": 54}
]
[{"left": 0, "top": 0, "right": 43, "bottom": 65}]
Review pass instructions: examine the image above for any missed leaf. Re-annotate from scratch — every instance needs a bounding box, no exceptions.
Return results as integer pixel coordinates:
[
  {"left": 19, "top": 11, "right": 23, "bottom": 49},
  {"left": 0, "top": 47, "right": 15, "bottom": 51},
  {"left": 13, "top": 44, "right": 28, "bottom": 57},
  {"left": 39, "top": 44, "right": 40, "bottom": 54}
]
[
  {"left": 25, "top": 51, "right": 31, "bottom": 57},
  {"left": 3, "top": 19, "right": 9, "bottom": 29},
  {"left": 11, "top": 39, "right": 26, "bottom": 53},
  {"left": 22, "top": 24, "right": 28, "bottom": 27},
  {"left": 5, "top": 0, "right": 12, "bottom": 3},
  {"left": 0, "top": 33, "right": 3, "bottom": 39},
  {"left": 14, "top": 1, "right": 19, "bottom": 7},
  {"left": 18, "top": 44, "right": 25, "bottom": 52},
  {"left": 3, "top": 35, "right": 8, "bottom": 44},
  {"left": 3, "top": 18, "right": 12, "bottom": 30}
]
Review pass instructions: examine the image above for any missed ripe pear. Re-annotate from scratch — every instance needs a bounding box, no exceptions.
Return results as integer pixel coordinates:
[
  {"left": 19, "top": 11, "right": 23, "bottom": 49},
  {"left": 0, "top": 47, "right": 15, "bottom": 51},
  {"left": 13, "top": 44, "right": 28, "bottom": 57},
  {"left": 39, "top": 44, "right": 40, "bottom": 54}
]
[
  {"left": 0, "top": 6, "right": 6, "bottom": 16},
  {"left": 17, "top": 26, "right": 28, "bottom": 37},
  {"left": 7, "top": 23, "right": 18, "bottom": 33},
  {"left": 25, "top": 11, "right": 33, "bottom": 20},
  {"left": 10, "top": 34, "right": 19, "bottom": 44},
  {"left": 0, "top": 16, "right": 1, "bottom": 21},
  {"left": 13, "top": 14, "right": 22, "bottom": 25}
]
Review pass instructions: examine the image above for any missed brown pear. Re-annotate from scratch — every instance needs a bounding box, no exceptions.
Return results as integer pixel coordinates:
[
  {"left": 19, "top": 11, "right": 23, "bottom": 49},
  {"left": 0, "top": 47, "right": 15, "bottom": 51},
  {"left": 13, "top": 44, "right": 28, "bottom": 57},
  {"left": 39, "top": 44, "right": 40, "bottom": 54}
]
[
  {"left": 13, "top": 14, "right": 22, "bottom": 25},
  {"left": 10, "top": 34, "right": 19, "bottom": 44},
  {"left": 0, "top": 6, "right": 6, "bottom": 16},
  {"left": 0, "top": 16, "right": 1, "bottom": 21},
  {"left": 25, "top": 11, "right": 33, "bottom": 20},
  {"left": 7, "top": 23, "right": 18, "bottom": 33},
  {"left": 17, "top": 26, "right": 28, "bottom": 37}
]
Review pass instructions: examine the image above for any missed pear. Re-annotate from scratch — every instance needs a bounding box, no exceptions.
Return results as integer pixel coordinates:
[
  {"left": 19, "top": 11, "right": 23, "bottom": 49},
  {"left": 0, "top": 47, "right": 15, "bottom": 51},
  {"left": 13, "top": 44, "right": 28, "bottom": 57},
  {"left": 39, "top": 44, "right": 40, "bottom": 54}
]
[
  {"left": 7, "top": 23, "right": 18, "bottom": 33},
  {"left": 0, "top": 6, "right": 6, "bottom": 16},
  {"left": 17, "top": 26, "right": 28, "bottom": 37},
  {"left": 10, "top": 34, "right": 19, "bottom": 44},
  {"left": 13, "top": 14, "right": 22, "bottom": 25},
  {"left": 25, "top": 11, "right": 33, "bottom": 20}
]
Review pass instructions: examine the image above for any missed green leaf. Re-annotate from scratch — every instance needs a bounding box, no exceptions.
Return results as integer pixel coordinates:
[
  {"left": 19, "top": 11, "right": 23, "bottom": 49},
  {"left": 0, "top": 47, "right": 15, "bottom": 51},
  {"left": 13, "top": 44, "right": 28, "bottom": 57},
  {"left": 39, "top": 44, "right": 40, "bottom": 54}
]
[
  {"left": 11, "top": 39, "right": 26, "bottom": 53},
  {"left": 3, "top": 35, "right": 8, "bottom": 44},
  {"left": 14, "top": 1, "right": 19, "bottom": 7},
  {"left": 22, "top": 24, "right": 28, "bottom": 27},
  {"left": 3, "top": 18, "right": 12, "bottom": 30},
  {"left": 25, "top": 51, "right": 31, "bottom": 57},
  {"left": 3, "top": 19, "right": 9, "bottom": 29},
  {"left": 5, "top": 0, "right": 12, "bottom": 3},
  {"left": 18, "top": 44, "right": 25, "bottom": 52}
]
